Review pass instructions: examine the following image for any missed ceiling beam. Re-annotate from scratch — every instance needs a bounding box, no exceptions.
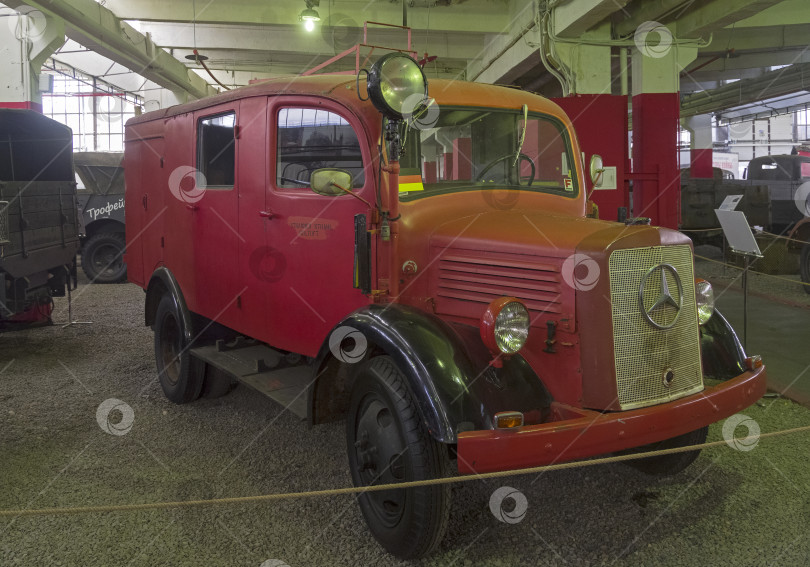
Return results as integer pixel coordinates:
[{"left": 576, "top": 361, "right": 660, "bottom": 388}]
[
  {"left": 613, "top": 0, "right": 691, "bottom": 37},
  {"left": 553, "top": 0, "right": 631, "bottom": 37},
  {"left": 681, "top": 62, "right": 810, "bottom": 116},
  {"left": 676, "top": 0, "right": 785, "bottom": 38},
  {"left": 103, "top": 0, "right": 511, "bottom": 34},
  {"left": 2, "top": 0, "right": 216, "bottom": 99},
  {"left": 137, "top": 21, "right": 485, "bottom": 62},
  {"left": 734, "top": 0, "right": 810, "bottom": 27},
  {"left": 700, "top": 24, "right": 810, "bottom": 56},
  {"left": 684, "top": 48, "right": 810, "bottom": 77}
]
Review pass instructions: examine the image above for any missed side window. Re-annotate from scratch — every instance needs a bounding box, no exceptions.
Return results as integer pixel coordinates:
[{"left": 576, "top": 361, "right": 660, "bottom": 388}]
[
  {"left": 276, "top": 108, "right": 365, "bottom": 189},
  {"left": 198, "top": 112, "right": 235, "bottom": 187}
]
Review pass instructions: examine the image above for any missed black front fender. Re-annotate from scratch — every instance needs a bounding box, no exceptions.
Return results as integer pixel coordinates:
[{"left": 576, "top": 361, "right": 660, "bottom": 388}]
[
  {"left": 312, "top": 304, "right": 553, "bottom": 444},
  {"left": 700, "top": 308, "right": 747, "bottom": 380},
  {"left": 145, "top": 266, "right": 193, "bottom": 342}
]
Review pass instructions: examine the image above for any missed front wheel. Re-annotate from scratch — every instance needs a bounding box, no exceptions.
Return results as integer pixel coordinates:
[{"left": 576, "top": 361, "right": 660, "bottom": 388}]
[
  {"left": 153, "top": 294, "right": 204, "bottom": 403},
  {"left": 618, "top": 426, "right": 708, "bottom": 476},
  {"left": 346, "top": 356, "right": 451, "bottom": 559},
  {"left": 800, "top": 243, "right": 810, "bottom": 295}
]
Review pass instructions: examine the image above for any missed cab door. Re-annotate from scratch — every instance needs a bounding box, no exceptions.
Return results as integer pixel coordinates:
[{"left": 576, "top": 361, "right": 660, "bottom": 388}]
[
  {"left": 248, "top": 98, "right": 373, "bottom": 356},
  {"left": 190, "top": 103, "right": 242, "bottom": 331}
]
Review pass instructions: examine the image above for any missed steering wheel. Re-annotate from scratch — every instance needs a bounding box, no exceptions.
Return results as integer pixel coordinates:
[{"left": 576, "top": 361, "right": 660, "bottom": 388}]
[
  {"left": 279, "top": 177, "right": 310, "bottom": 186},
  {"left": 476, "top": 153, "right": 535, "bottom": 186}
]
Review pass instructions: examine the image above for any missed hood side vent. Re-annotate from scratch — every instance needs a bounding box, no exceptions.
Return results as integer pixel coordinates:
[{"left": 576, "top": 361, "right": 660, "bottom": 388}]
[{"left": 433, "top": 249, "right": 564, "bottom": 321}]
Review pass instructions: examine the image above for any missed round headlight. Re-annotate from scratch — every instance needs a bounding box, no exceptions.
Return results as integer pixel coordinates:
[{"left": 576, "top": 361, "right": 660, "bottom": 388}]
[
  {"left": 366, "top": 52, "right": 428, "bottom": 120},
  {"left": 695, "top": 279, "right": 714, "bottom": 325},
  {"left": 480, "top": 297, "right": 530, "bottom": 355}
]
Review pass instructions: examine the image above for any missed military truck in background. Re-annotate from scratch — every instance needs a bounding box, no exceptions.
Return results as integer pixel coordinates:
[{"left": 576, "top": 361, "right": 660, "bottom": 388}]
[
  {"left": 681, "top": 154, "right": 810, "bottom": 290},
  {"left": 0, "top": 109, "right": 80, "bottom": 328},
  {"left": 682, "top": 154, "right": 810, "bottom": 234},
  {"left": 680, "top": 169, "right": 771, "bottom": 237},
  {"left": 74, "top": 152, "right": 127, "bottom": 283},
  {"left": 746, "top": 154, "right": 810, "bottom": 232}
]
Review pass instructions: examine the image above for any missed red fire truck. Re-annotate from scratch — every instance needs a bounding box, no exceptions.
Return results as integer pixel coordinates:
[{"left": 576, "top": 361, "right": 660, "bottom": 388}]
[{"left": 124, "top": 53, "right": 767, "bottom": 558}]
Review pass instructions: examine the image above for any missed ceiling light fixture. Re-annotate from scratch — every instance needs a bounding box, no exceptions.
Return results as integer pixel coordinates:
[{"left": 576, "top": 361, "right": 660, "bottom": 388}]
[{"left": 299, "top": 0, "right": 320, "bottom": 32}]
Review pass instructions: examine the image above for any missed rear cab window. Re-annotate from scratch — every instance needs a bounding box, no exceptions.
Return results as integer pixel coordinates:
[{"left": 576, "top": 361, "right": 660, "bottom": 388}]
[{"left": 276, "top": 107, "right": 365, "bottom": 189}]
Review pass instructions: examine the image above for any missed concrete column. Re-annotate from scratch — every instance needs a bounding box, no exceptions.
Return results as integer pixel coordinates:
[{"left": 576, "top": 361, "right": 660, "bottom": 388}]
[
  {"left": 142, "top": 88, "right": 189, "bottom": 112},
  {"left": 630, "top": 28, "right": 697, "bottom": 228},
  {"left": 553, "top": 23, "right": 612, "bottom": 95},
  {"left": 684, "top": 114, "right": 713, "bottom": 179},
  {"left": 0, "top": 6, "right": 65, "bottom": 111}
]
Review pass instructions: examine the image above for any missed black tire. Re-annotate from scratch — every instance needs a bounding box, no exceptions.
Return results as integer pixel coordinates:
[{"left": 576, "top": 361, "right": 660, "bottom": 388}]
[
  {"left": 619, "top": 426, "right": 708, "bottom": 476},
  {"left": 153, "top": 294, "right": 204, "bottom": 404},
  {"left": 346, "top": 356, "right": 451, "bottom": 559},
  {"left": 81, "top": 232, "right": 127, "bottom": 283},
  {"left": 800, "top": 244, "right": 810, "bottom": 295}
]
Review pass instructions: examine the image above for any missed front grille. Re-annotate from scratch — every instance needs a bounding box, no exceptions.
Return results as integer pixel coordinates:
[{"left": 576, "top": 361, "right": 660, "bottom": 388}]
[
  {"left": 0, "top": 201, "right": 8, "bottom": 244},
  {"left": 436, "top": 251, "right": 562, "bottom": 317},
  {"left": 608, "top": 245, "right": 703, "bottom": 410}
]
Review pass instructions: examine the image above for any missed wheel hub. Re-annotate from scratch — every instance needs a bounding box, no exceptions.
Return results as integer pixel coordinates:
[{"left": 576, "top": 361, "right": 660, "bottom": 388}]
[{"left": 353, "top": 396, "right": 408, "bottom": 527}]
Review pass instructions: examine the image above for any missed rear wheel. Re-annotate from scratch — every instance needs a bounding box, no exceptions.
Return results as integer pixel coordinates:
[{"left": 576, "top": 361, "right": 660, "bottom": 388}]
[
  {"left": 153, "top": 294, "right": 204, "bottom": 403},
  {"left": 619, "top": 426, "right": 708, "bottom": 476},
  {"left": 800, "top": 243, "right": 810, "bottom": 295},
  {"left": 81, "top": 232, "right": 127, "bottom": 283},
  {"left": 346, "top": 356, "right": 450, "bottom": 559}
]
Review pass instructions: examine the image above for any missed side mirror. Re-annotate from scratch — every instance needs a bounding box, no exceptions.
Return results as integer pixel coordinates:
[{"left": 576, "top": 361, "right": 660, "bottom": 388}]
[
  {"left": 589, "top": 155, "right": 604, "bottom": 187},
  {"left": 310, "top": 168, "right": 353, "bottom": 196}
]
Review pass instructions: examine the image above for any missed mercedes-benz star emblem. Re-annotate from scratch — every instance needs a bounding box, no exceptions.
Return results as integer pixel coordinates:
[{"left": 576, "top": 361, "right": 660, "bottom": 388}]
[{"left": 638, "top": 264, "right": 683, "bottom": 330}]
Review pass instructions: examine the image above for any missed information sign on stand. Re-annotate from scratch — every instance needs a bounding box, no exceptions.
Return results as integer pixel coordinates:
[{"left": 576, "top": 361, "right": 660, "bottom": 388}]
[{"left": 715, "top": 207, "right": 762, "bottom": 349}]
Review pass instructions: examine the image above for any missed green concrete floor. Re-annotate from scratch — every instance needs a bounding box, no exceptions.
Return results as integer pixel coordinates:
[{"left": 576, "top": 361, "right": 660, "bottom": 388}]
[{"left": 711, "top": 280, "right": 810, "bottom": 405}]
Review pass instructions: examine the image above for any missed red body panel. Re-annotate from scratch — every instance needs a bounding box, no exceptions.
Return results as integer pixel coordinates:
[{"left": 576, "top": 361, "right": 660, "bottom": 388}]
[
  {"left": 457, "top": 367, "right": 767, "bottom": 474},
  {"left": 125, "top": 77, "right": 587, "bottom": 359}
]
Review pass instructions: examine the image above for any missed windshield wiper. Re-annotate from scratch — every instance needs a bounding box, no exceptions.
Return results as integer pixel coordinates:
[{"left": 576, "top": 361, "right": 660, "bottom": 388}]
[{"left": 513, "top": 104, "right": 528, "bottom": 167}]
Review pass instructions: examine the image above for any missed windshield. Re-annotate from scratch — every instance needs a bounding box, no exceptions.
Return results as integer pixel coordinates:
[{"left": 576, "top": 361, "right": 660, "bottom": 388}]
[{"left": 397, "top": 107, "right": 579, "bottom": 200}]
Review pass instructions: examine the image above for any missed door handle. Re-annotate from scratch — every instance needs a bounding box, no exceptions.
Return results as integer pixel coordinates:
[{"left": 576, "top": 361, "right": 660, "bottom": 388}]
[{"left": 259, "top": 210, "right": 275, "bottom": 219}]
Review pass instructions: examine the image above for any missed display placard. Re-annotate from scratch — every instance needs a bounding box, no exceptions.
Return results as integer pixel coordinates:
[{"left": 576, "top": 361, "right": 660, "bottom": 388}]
[
  {"left": 718, "top": 194, "right": 743, "bottom": 211},
  {"left": 715, "top": 209, "right": 762, "bottom": 257}
]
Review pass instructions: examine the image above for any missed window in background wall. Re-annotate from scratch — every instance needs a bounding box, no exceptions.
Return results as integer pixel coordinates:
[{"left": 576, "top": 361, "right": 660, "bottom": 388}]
[
  {"left": 796, "top": 107, "right": 810, "bottom": 142},
  {"left": 41, "top": 64, "right": 139, "bottom": 152}
]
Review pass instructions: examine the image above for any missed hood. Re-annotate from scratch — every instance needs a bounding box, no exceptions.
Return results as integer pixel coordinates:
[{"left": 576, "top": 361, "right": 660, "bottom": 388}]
[{"left": 428, "top": 209, "right": 667, "bottom": 258}]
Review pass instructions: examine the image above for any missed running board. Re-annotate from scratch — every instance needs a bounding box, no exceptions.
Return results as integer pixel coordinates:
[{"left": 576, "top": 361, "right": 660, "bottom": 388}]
[{"left": 190, "top": 340, "right": 311, "bottom": 419}]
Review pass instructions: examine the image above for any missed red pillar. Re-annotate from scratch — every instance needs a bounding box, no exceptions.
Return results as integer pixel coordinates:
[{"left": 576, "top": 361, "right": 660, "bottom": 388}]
[
  {"left": 632, "top": 93, "right": 680, "bottom": 229},
  {"left": 423, "top": 161, "right": 437, "bottom": 184},
  {"left": 453, "top": 138, "right": 472, "bottom": 180},
  {"left": 554, "top": 94, "right": 629, "bottom": 222},
  {"left": 690, "top": 149, "right": 713, "bottom": 178},
  {"left": 442, "top": 153, "right": 453, "bottom": 181}
]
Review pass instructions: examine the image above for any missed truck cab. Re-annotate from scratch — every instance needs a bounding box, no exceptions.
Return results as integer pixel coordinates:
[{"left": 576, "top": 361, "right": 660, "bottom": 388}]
[{"left": 124, "top": 54, "right": 767, "bottom": 558}]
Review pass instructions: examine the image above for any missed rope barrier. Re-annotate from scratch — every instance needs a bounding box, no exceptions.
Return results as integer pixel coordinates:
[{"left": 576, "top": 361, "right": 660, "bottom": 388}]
[
  {"left": 2, "top": 424, "right": 809, "bottom": 519},
  {"left": 681, "top": 227, "right": 810, "bottom": 247},
  {"left": 694, "top": 254, "right": 810, "bottom": 288}
]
